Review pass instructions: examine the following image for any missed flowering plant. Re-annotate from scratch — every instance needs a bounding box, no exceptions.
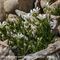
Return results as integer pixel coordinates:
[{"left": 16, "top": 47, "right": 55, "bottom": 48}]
[
  {"left": 0, "top": 7, "right": 55, "bottom": 58},
  {"left": 43, "top": 6, "right": 60, "bottom": 15}
]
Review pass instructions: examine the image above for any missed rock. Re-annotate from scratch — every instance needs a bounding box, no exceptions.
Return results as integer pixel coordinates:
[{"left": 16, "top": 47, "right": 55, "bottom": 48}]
[
  {"left": 4, "top": 0, "right": 36, "bottom": 13},
  {"left": 0, "top": 0, "right": 6, "bottom": 22},
  {"left": 34, "top": 0, "right": 58, "bottom": 13},
  {"left": 42, "top": 0, "right": 60, "bottom": 15},
  {"left": 49, "top": 0, "right": 57, "bottom": 4},
  {"left": 57, "top": 25, "right": 60, "bottom": 35},
  {"left": 37, "top": 14, "right": 60, "bottom": 31},
  {"left": 50, "top": 15, "right": 60, "bottom": 29},
  {"left": 4, "top": 0, "right": 18, "bottom": 13},
  {"left": 50, "top": 15, "right": 60, "bottom": 36},
  {"left": 40, "top": 0, "right": 58, "bottom": 8},
  {"left": 40, "top": 0, "right": 49, "bottom": 8},
  {"left": 35, "top": 0, "right": 58, "bottom": 10},
  {"left": 35, "top": 0, "right": 39, "bottom": 8},
  {"left": 49, "top": 15, "right": 60, "bottom": 36},
  {"left": 35, "top": 0, "right": 42, "bottom": 8},
  {"left": 18, "top": 0, "right": 35, "bottom": 12},
  {"left": 0, "top": 40, "right": 16, "bottom": 60},
  {"left": 50, "top": 0, "right": 60, "bottom": 8},
  {"left": 51, "top": 15, "right": 60, "bottom": 20},
  {"left": 34, "top": 0, "right": 44, "bottom": 13},
  {"left": 0, "top": 40, "right": 8, "bottom": 47},
  {"left": 22, "top": 39, "right": 60, "bottom": 60}
]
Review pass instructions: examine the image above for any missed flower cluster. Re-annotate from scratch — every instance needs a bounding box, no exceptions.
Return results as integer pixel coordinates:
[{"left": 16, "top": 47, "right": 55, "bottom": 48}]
[{"left": 0, "top": 7, "right": 55, "bottom": 57}]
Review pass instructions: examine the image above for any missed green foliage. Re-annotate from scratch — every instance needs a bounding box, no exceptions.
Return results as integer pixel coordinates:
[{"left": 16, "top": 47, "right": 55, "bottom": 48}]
[
  {"left": 0, "top": 11, "right": 55, "bottom": 58},
  {"left": 51, "top": 7, "right": 60, "bottom": 16},
  {"left": 43, "top": 6, "right": 60, "bottom": 15}
]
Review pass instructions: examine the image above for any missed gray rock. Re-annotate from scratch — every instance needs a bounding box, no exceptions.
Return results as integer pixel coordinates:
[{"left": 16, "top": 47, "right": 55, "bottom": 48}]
[
  {"left": 18, "top": 0, "right": 35, "bottom": 12},
  {"left": 0, "top": 0, "right": 6, "bottom": 22},
  {"left": 4, "top": 0, "right": 36, "bottom": 13},
  {"left": 50, "top": 0, "right": 60, "bottom": 8},
  {"left": 0, "top": 40, "right": 16, "bottom": 60},
  {"left": 4, "top": 0, "right": 18, "bottom": 13},
  {"left": 35, "top": 0, "right": 59, "bottom": 9},
  {"left": 40, "top": 0, "right": 49, "bottom": 8}
]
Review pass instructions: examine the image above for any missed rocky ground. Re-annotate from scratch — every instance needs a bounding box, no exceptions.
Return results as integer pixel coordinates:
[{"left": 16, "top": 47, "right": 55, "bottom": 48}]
[
  {"left": 0, "top": 40, "right": 16, "bottom": 60},
  {"left": 0, "top": 0, "right": 60, "bottom": 60}
]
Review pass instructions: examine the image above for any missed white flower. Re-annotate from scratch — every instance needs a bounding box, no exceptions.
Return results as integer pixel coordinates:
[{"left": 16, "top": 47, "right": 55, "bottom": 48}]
[
  {"left": 13, "top": 33, "right": 24, "bottom": 39},
  {"left": 16, "top": 7, "right": 40, "bottom": 20},
  {"left": 31, "top": 24, "right": 36, "bottom": 30},
  {"left": 36, "top": 7, "right": 40, "bottom": 13},
  {"left": 24, "top": 43, "right": 26, "bottom": 46},
  {"left": 13, "top": 33, "right": 28, "bottom": 40},
  {"left": 7, "top": 31, "right": 9, "bottom": 35},
  {"left": 24, "top": 24, "right": 29, "bottom": 29},
  {"left": 24, "top": 25, "right": 29, "bottom": 29},
  {"left": 37, "top": 14, "right": 46, "bottom": 20},
  {"left": 30, "top": 10, "right": 33, "bottom": 13},
  {"left": 24, "top": 36, "right": 28, "bottom": 40},
  {"left": 31, "top": 24, "right": 37, "bottom": 36},
  {"left": 24, "top": 20, "right": 28, "bottom": 24},
  {"left": 24, "top": 20, "right": 29, "bottom": 28},
  {"left": 13, "top": 34, "right": 16, "bottom": 38},
  {"left": 13, "top": 29, "right": 16, "bottom": 32},
  {"left": 2, "top": 21, "right": 7, "bottom": 25},
  {"left": 21, "top": 15, "right": 27, "bottom": 21},
  {"left": 10, "top": 32, "right": 13, "bottom": 35},
  {"left": 2, "top": 34, "right": 4, "bottom": 37},
  {"left": 17, "top": 33, "right": 24, "bottom": 38},
  {"left": 22, "top": 13, "right": 31, "bottom": 19},
  {"left": 30, "top": 7, "right": 40, "bottom": 14},
  {"left": 0, "top": 21, "right": 7, "bottom": 28},
  {"left": 5, "top": 26, "right": 9, "bottom": 30},
  {"left": 32, "top": 31, "right": 36, "bottom": 37},
  {"left": 30, "top": 16, "right": 34, "bottom": 22},
  {"left": 30, "top": 16, "right": 37, "bottom": 22}
]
